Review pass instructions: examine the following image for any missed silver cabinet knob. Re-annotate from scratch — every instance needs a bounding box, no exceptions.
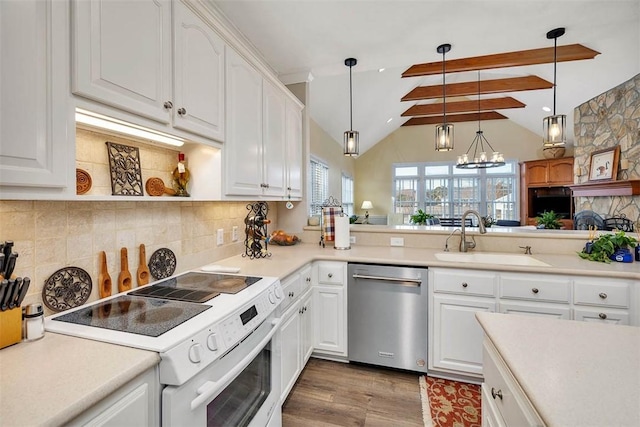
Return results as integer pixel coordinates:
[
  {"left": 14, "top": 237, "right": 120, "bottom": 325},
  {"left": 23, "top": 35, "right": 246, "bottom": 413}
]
[
  {"left": 532, "top": 288, "right": 539, "bottom": 294},
  {"left": 328, "top": 273, "right": 333, "bottom": 278},
  {"left": 599, "top": 292, "right": 607, "bottom": 299},
  {"left": 462, "top": 282, "right": 468, "bottom": 288},
  {"left": 599, "top": 313, "right": 607, "bottom": 320},
  {"left": 163, "top": 101, "right": 173, "bottom": 109},
  {"left": 288, "top": 291, "right": 294, "bottom": 298},
  {"left": 491, "top": 387, "right": 503, "bottom": 400},
  {"left": 177, "top": 107, "right": 187, "bottom": 116}
]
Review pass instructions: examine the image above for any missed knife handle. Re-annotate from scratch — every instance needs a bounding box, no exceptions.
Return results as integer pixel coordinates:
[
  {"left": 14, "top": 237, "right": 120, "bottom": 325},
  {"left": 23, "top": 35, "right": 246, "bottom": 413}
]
[
  {"left": 1, "top": 279, "right": 12, "bottom": 310},
  {"left": 8, "top": 277, "right": 22, "bottom": 310},
  {"left": 14, "top": 277, "right": 30, "bottom": 308}
]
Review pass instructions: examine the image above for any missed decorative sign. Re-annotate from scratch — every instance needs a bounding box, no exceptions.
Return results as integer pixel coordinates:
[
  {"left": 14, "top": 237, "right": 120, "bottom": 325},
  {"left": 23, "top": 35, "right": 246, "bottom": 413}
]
[{"left": 106, "top": 141, "right": 143, "bottom": 196}]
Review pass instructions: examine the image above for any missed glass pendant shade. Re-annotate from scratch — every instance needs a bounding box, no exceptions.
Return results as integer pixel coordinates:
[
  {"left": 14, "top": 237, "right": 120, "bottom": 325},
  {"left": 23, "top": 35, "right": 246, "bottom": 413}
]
[
  {"left": 543, "top": 114, "right": 566, "bottom": 147},
  {"left": 435, "top": 124, "right": 454, "bottom": 151},
  {"left": 344, "top": 130, "right": 359, "bottom": 156}
]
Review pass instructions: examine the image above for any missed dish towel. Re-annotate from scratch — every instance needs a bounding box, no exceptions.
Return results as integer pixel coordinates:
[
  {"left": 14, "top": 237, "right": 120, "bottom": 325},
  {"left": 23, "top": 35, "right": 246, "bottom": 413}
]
[{"left": 322, "top": 207, "right": 342, "bottom": 241}]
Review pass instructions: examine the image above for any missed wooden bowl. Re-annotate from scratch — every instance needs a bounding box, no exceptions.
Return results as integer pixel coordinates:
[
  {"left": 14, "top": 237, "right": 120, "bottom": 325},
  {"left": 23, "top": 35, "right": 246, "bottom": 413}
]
[{"left": 76, "top": 169, "right": 92, "bottom": 195}]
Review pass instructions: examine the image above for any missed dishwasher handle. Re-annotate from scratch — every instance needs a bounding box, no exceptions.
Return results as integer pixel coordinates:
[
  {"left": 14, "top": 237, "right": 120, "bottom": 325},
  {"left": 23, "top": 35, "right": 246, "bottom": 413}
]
[{"left": 351, "top": 273, "right": 422, "bottom": 287}]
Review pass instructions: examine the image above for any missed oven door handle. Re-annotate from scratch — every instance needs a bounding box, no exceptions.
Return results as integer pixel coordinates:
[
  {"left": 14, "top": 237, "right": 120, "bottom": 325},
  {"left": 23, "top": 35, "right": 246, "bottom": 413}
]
[{"left": 190, "top": 317, "right": 283, "bottom": 411}]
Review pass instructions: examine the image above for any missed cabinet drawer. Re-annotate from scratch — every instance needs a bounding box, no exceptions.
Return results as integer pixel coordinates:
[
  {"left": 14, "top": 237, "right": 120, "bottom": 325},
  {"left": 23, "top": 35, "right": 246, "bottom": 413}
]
[
  {"left": 432, "top": 269, "right": 497, "bottom": 297},
  {"left": 483, "top": 339, "right": 543, "bottom": 426},
  {"left": 316, "top": 262, "right": 344, "bottom": 285},
  {"left": 280, "top": 273, "right": 302, "bottom": 312},
  {"left": 573, "top": 279, "right": 630, "bottom": 308},
  {"left": 574, "top": 308, "right": 630, "bottom": 325},
  {"left": 500, "top": 273, "right": 570, "bottom": 303}
]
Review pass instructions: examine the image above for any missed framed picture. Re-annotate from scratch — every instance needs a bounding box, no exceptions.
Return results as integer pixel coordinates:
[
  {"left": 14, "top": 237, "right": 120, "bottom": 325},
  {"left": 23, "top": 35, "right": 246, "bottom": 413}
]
[{"left": 588, "top": 146, "right": 620, "bottom": 182}]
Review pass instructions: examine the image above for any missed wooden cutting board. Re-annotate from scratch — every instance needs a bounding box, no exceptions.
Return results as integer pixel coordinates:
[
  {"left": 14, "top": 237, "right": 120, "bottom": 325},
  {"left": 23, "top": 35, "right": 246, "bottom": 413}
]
[
  {"left": 98, "top": 251, "right": 112, "bottom": 298},
  {"left": 137, "top": 244, "right": 150, "bottom": 286},
  {"left": 117, "top": 247, "right": 132, "bottom": 293}
]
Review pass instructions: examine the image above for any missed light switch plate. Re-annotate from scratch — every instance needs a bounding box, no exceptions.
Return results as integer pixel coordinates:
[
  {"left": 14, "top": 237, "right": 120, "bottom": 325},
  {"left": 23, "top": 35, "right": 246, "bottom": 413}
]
[
  {"left": 232, "top": 226, "right": 239, "bottom": 242},
  {"left": 217, "top": 229, "right": 224, "bottom": 246},
  {"left": 390, "top": 237, "right": 404, "bottom": 247}
]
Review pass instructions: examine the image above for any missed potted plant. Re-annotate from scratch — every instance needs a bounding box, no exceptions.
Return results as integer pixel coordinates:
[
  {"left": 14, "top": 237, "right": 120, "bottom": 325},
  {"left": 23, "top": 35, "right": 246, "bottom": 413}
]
[
  {"left": 410, "top": 209, "right": 438, "bottom": 225},
  {"left": 579, "top": 230, "right": 637, "bottom": 263},
  {"left": 535, "top": 210, "right": 563, "bottom": 229}
]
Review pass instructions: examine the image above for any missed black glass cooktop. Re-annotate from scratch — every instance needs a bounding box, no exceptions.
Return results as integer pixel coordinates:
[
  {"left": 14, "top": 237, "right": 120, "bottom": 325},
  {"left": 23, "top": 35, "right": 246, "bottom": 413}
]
[
  {"left": 53, "top": 295, "right": 211, "bottom": 337},
  {"left": 129, "top": 272, "right": 262, "bottom": 303}
]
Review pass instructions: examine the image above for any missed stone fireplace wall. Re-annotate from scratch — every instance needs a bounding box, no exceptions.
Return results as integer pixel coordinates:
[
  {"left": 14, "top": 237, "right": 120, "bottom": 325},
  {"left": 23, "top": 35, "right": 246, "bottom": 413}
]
[{"left": 573, "top": 73, "right": 640, "bottom": 227}]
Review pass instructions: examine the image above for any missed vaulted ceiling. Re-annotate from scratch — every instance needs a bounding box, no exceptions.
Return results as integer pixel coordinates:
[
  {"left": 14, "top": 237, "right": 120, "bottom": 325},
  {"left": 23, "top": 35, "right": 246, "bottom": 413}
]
[{"left": 211, "top": 0, "right": 640, "bottom": 155}]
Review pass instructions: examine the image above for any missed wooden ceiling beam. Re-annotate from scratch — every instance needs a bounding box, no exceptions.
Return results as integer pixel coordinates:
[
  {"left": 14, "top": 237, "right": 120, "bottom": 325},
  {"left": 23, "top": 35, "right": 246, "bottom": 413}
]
[
  {"left": 402, "top": 76, "right": 552, "bottom": 101},
  {"left": 402, "top": 44, "right": 600, "bottom": 78},
  {"left": 402, "top": 112, "right": 507, "bottom": 126},
  {"left": 402, "top": 97, "right": 525, "bottom": 116}
]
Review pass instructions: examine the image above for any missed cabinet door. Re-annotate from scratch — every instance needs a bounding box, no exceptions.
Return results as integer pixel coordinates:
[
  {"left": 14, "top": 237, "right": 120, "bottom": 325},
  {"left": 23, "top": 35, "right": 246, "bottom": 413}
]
[
  {"left": 224, "top": 48, "right": 263, "bottom": 196},
  {"left": 548, "top": 157, "right": 574, "bottom": 185},
  {"left": 72, "top": 0, "right": 172, "bottom": 123},
  {"left": 481, "top": 384, "right": 507, "bottom": 427},
  {"left": 431, "top": 294, "right": 495, "bottom": 376},
  {"left": 525, "top": 161, "right": 548, "bottom": 186},
  {"left": 313, "top": 285, "right": 346, "bottom": 356},
  {"left": 300, "top": 289, "right": 314, "bottom": 365},
  {"left": 279, "top": 303, "right": 302, "bottom": 402},
  {"left": 262, "top": 80, "right": 287, "bottom": 196},
  {"left": 172, "top": 1, "right": 225, "bottom": 141},
  {"left": 285, "top": 100, "right": 303, "bottom": 199},
  {"left": 0, "top": 0, "right": 70, "bottom": 188}
]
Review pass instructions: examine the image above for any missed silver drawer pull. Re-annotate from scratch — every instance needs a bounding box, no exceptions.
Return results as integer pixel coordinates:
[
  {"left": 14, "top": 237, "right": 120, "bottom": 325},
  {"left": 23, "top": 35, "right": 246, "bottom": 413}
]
[
  {"left": 352, "top": 273, "right": 422, "bottom": 287},
  {"left": 599, "top": 313, "right": 607, "bottom": 320},
  {"left": 532, "top": 288, "right": 539, "bottom": 294},
  {"left": 462, "top": 282, "right": 468, "bottom": 288},
  {"left": 491, "top": 387, "right": 503, "bottom": 400},
  {"left": 328, "top": 273, "right": 333, "bottom": 278},
  {"left": 289, "top": 291, "right": 294, "bottom": 298},
  {"left": 599, "top": 292, "right": 607, "bottom": 299}
]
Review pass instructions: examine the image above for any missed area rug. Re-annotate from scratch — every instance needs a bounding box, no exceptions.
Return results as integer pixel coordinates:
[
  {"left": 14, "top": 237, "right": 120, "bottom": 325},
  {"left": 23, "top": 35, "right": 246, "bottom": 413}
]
[{"left": 419, "top": 376, "right": 481, "bottom": 427}]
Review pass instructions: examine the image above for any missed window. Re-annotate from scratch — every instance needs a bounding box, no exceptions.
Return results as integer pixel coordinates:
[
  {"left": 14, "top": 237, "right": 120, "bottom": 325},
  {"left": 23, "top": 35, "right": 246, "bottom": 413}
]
[
  {"left": 392, "top": 161, "right": 519, "bottom": 224},
  {"left": 309, "top": 158, "right": 329, "bottom": 216},
  {"left": 341, "top": 174, "right": 354, "bottom": 216}
]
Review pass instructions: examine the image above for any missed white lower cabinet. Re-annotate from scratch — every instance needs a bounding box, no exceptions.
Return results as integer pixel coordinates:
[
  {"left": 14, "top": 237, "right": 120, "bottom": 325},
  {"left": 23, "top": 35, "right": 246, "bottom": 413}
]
[
  {"left": 431, "top": 294, "right": 495, "bottom": 377},
  {"left": 67, "top": 367, "right": 160, "bottom": 426},
  {"left": 499, "top": 301, "right": 571, "bottom": 319},
  {"left": 482, "top": 339, "right": 543, "bottom": 427},
  {"left": 280, "top": 301, "right": 302, "bottom": 402},
  {"left": 300, "top": 289, "right": 314, "bottom": 364},
  {"left": 574, "top": 308, "right": 629, "bottom": 324},
  {"left": 313, "top": 285, "right": 346, "bottom": 356}
]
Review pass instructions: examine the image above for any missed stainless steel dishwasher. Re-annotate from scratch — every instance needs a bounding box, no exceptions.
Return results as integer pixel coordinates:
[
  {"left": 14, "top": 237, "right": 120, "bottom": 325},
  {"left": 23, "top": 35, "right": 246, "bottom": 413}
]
[{"left": 348, "top": 263, "right": 428, "bottom": 373}]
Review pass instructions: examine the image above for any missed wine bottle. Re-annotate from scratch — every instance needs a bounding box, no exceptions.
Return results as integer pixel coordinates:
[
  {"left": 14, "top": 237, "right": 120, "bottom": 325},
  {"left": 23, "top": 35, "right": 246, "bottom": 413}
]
[
  {"left": 172, "top": 153, "right": 191, "bottom": 197},
  {"left": 244, "top": 216, "right": 271, "bottom": 227}
]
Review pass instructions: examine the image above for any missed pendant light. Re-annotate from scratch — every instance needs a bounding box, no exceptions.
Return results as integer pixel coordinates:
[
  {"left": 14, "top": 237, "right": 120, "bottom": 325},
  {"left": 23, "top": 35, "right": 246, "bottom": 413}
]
[
  {"left": 343, "top": 58, "right": 359, "bottom": 156},
  {"left": 542, "top": 27, "right": 566, "bottom": 147},
  {"left": 435, "top": 43, "right": 453, "bottom": 151},
  {"left": 456, "top": 72, "right": 505, "bottom": 169}
]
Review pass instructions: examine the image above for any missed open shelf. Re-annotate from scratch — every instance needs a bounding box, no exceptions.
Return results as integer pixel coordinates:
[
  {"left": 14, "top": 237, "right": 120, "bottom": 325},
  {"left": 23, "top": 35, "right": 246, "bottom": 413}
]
[{"left": 569, "top": 180, "right": 640, "bottom": 197}]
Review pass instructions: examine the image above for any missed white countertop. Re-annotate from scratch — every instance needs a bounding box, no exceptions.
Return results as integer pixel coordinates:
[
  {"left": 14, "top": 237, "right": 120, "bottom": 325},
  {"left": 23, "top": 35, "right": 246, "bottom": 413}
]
[
  {"left": 476, "top": 312, "right": 640, "bottom": 427},
  {"left": 1, "top": 243, "right": 638, "bottom": 426}
]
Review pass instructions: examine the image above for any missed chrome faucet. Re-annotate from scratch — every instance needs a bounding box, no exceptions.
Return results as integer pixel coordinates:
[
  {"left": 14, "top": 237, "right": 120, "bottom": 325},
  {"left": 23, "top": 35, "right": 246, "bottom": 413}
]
[{"left": 460, "top": 210, "right": 487, "bottom": 252}]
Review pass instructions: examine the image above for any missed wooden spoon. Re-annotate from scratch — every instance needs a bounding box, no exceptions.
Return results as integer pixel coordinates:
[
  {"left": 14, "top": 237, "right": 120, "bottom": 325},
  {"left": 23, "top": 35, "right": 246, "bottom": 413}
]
[
  {"left": 117, "top": 247, "right": 133, "bottom": 293},
  {"left": 137, "top": 244, "right": 151, "bottom": 286},
  {"left": 98, "top": 251, "right": 112, "bottom": 298}
]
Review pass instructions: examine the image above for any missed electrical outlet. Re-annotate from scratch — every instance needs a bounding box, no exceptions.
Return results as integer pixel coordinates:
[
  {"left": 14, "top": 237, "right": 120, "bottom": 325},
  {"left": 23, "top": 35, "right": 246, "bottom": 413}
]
[
  {"left": 350, "top": 236, "right": 356, "bottom": 244},
  {"left": 232, "top": 226, "right": 239, "bottom": 242},
  {"left": 217, "top": 229, "right": 224, "bottom": 246},
  {"left": 390, "top": 237, "right": 404, "bottom": 247}
]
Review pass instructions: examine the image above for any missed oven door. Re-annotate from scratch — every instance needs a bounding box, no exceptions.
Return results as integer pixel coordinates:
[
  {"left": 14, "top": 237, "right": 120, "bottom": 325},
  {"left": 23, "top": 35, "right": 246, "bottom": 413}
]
[{"left": 162, "top": 316, "right": 282, "bottom": 427}]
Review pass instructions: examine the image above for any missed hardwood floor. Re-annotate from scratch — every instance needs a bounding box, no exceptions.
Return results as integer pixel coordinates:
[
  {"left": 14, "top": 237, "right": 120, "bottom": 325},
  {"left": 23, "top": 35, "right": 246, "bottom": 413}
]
[{"left": 282, "top": 358, "right": 424, "bottom": 427}]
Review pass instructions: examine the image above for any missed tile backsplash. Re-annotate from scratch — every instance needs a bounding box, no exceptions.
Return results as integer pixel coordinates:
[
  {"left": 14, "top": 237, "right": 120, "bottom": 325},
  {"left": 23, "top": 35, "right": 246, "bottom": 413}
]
[{"left": 0, "top": 199, "right": 277, "bottom": 315}]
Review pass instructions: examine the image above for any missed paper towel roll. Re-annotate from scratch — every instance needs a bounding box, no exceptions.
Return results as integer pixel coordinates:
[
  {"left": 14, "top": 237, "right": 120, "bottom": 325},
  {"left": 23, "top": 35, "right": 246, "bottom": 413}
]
[{"left": 334, "top": 215, "right": 351, "bottom": 250}]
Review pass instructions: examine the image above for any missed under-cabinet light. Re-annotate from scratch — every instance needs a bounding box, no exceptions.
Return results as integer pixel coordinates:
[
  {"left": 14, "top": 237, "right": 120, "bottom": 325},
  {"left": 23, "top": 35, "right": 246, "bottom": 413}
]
[
  {"left": 75, "top": 108, "right": 185, "bottom": 147},
  {"left": 386, "top": 117, "right": 393, "bottom": 123}
]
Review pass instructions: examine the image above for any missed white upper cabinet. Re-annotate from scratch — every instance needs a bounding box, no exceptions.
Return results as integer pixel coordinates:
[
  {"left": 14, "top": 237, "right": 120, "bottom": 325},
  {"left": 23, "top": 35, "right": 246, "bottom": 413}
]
[
  {"left": 72, "top": 0, "right": 225, "bottom": 144},
  {"left": 262, "top": 80, "right": 287, "bottom": 196},
  {"left": 172, "top": 1, "right": 225, "bottom": 141},
  {"left": 224, "top": 48, "right": 263, "bottom": 196},
  {"left": 0, "top": 0, "right": 71, "bottom": 190},
  {"left": 285, "top": 99, "right": 303, "bottom": 200},
  {"left": 72, "top": 0, "right": 173, "bottom": 123}
]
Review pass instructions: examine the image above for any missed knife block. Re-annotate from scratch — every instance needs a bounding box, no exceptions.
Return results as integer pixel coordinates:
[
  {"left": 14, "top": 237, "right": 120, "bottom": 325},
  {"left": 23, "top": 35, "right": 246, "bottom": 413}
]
[{"left": 0, "top": 307, "right": 22, "bottom": 349}]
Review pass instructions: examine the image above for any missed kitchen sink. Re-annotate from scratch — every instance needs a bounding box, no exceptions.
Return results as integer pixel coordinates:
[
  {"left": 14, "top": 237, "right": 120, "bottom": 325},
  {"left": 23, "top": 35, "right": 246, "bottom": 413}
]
[{"left": 434, "top": 252, "right": 551, "bottom": 267}]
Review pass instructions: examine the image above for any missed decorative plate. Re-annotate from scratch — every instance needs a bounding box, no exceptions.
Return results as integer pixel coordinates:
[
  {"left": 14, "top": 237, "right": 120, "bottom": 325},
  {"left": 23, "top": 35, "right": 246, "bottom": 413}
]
[
  {"left": 42, "top": 267, "right": 92, "bottom": 312},
  {"left": 106, "top": 141, "right": 143, "bottom": 196},
  {"left": 148, "top": 248, "right": 177, "bottom": 280},
  {"left": 145, "top": 177, "right": 166, "bottom": 196},
  {"left": 76, "top": 169, "right": 92, "bottom": 195}
]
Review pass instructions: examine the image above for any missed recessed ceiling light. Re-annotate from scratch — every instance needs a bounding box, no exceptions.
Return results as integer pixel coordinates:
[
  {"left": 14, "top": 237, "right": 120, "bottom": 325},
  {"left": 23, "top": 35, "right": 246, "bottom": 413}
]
[
  {"left": 386, "top": 117, "right": 393, "bottom": 123},
  {"left": 542, "top": 106, "right": 551, "bottom": 112},
  {"left": 378, "top": 68, "right": 385, "bottom": 73}
]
